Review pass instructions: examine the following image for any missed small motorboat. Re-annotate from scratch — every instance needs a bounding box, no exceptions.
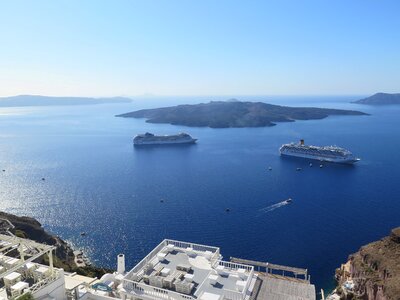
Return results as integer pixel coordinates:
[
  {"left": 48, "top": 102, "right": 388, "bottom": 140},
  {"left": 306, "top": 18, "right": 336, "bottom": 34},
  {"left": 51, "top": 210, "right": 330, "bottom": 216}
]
[
  {"left": 80, "top": 232, "right": 86, "bottom": 236},
  {"left": 225, "top": 208, "right": 231, "bottom": 212},
  {"left": 268, "top": 166, "right": 272, "bottom": 171},
  {"left": 284, "top": 198, "right": 293, "bottom": 204},
  {"left": 309, "top": 163, "right": 313, "bottom": 167},
  {"left": 319, "top": 164, "right": 323, "bottom": 168},
  {"left": 296, "top": 167, "right": 302, "bottom": 171}
]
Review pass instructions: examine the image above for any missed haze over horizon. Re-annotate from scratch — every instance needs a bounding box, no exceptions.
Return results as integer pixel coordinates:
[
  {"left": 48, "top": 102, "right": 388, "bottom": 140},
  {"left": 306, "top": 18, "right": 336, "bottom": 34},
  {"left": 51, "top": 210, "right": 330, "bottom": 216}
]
[{"left": 1, "top": 0, "right": 400, "bottom": 97}]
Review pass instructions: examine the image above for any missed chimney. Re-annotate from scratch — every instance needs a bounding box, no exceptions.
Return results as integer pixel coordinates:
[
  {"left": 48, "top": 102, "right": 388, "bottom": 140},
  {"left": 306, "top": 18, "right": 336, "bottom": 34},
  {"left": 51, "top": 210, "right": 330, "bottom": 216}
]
[
  {"left": 300, "top": 139, "right": 305, "bottom": 145},
  {"left": 117, "top": 254, "right": 125, "bottom": 274}
]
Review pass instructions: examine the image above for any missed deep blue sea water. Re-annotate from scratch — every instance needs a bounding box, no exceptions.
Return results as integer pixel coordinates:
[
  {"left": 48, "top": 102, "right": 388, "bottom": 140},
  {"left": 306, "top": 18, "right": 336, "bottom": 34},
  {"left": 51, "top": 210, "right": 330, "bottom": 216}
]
[{"left": 1, "top": 95, "right": 400, "bottom": 294}]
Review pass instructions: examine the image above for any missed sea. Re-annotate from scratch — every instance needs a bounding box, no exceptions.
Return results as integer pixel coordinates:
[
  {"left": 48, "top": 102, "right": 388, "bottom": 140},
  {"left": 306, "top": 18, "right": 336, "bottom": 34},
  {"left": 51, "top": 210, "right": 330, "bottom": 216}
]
[{"left": 1, "top": 95, "right": 400, "bottom": 294}]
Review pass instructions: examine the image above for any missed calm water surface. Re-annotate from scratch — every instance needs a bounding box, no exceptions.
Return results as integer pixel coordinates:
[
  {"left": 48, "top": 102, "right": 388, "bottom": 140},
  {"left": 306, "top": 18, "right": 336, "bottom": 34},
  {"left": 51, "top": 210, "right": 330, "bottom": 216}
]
[{"left": 1, "top": 96, "right": 399, "bottom": 293}]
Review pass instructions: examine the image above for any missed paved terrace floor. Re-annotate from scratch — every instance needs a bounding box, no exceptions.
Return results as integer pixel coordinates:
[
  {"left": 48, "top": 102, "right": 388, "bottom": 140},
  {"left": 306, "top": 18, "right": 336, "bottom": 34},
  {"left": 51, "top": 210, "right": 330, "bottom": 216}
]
[{"left": 143, "top": 249, "right": 246, "bottom": 298}]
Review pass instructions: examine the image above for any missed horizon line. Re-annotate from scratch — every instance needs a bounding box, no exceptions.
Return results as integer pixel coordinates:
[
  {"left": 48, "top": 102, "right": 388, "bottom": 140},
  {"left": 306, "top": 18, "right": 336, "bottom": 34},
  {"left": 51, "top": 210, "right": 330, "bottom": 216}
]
[{"left": 0, "top": 93, "right": 376, "bottom": 99}]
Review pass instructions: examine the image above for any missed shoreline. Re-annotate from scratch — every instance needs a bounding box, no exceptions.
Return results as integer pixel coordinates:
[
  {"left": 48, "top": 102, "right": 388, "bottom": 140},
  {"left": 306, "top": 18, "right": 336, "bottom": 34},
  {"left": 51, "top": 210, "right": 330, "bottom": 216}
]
[{"left": 0, "top": 211, "right": 113, "bottom": 278}]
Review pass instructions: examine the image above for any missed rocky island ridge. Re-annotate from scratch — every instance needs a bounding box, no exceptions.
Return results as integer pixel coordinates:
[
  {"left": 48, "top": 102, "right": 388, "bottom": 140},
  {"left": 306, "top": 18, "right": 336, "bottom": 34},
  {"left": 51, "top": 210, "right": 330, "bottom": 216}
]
[{"left": 116, "top": 100, "right": 367, "bottom": 128}]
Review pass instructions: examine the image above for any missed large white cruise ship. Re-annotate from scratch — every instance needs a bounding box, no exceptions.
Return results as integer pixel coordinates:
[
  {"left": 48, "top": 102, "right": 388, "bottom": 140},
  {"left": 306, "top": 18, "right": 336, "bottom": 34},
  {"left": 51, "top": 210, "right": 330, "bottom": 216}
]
[
  {"left": 280, "top": 139, "right": 360, "bottom": 164},
  {"left": 133, "top": 132, "right": 197, "bottom": 145}
]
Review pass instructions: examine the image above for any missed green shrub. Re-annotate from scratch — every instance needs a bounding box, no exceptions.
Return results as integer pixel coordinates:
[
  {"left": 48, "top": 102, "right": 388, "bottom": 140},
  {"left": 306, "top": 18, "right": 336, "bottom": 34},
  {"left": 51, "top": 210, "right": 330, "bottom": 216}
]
[
  {"left": 14, "top": 229, "right": 27, "bottom": 238},
  {"left": 17, "top": 293, "right": 34, "bottom": 300}
]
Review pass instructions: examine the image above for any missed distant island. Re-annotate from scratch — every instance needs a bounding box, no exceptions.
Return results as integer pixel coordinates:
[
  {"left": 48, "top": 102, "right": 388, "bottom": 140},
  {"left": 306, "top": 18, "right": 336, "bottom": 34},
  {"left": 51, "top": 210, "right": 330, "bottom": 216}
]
[
  {"left": 353, "top": 93, "right": 400, "bottom": 105},
  {"left": 116, "top": 100, "right": 367, "bottom": 128},
  {"left": 0, "top": 95, "right": 132, "bottom": 107}
]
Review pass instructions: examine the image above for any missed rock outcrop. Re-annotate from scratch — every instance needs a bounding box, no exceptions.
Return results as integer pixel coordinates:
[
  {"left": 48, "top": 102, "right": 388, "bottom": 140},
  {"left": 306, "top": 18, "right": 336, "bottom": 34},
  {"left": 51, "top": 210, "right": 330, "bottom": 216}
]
[
  {"left": 335, "top": 228, "right": 400, "bottom": 300},
  {"left": 0, "top": 211, "right": 113, "bottom": 278}
]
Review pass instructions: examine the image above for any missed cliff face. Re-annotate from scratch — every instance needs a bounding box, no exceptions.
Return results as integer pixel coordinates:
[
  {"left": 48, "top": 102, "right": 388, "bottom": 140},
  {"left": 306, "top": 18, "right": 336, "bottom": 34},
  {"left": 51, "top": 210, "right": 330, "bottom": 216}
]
[
  {"left": 0, "top": 211, "right": 75, "bottom": 263},
  {"left": 336, "top": 228, "right": 400, "bottom": 300},
  {"left": 0, "top": 211, "right": 113, "bottom": 278}
]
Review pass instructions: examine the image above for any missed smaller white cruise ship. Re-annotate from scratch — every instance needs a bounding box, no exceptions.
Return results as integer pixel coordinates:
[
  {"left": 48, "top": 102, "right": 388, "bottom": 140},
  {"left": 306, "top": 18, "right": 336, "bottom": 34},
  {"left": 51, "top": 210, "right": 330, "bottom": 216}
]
[
  {"left": 133, "top": 132, "right": 197, "bottom": 145},
  {"left": 280, "top": 139, "right": 360, "bottom": 164}
]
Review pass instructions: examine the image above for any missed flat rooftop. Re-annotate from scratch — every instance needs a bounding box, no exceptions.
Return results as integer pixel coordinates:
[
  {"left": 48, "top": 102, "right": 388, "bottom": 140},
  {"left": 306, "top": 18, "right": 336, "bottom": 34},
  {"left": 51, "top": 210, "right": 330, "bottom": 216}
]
[
  {"left": 123, "top": 239, "right": 255, "bottom": 300},
  {"left": 0, "top": 234, "right": 61, "bottom": 300},
  {"left": 251, "top": 273, "right": 316, "bottom": 300}
]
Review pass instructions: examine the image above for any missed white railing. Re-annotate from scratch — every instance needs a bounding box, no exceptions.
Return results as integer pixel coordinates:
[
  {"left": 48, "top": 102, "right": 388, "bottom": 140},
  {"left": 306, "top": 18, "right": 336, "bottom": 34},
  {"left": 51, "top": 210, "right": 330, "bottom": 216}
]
[
  {"left": 243, "top": 268, "right": 254, "bottom": 298},
  {"left": 126, "top": 239, "right": 221, "bottom": 281},
  {"left": 125, "top": 240, "right": 167, "bottom": 279},
  {"left": 28, "top": 270, "right": 61, "bottom": 294},
  {"left": 122, "top": 240, "right": 259, "bottom": 300},
  {"left": 166, "top": 239, "right": 220, "bottom": 263},
  {"left": 166, "top": 239, "right": 219, "bottom": 255},
  {"left": 123, "top": 261, "right": 255, "bottom": 300},
  {"left": 212, "top": 260, "right": 254, "bottom": 300},
  {"left": 123, "top": 278, "right": 195, "bottom": 300},
  {"left": 213, "top": 260, "right": 253, "bottom": 272},
  {"left": 220, "top": 288, "right": 244, "bottom": 300}
]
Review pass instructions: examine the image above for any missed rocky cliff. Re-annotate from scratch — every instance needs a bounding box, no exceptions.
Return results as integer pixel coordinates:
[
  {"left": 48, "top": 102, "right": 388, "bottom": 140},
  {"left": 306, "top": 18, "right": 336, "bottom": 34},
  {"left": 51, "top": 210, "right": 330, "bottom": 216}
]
[
  {"left": 0, "top": 211, "right": 112, "bottom": 278},
  {"left": 335, "top": 228, "right": 400, "bottom": 300}
]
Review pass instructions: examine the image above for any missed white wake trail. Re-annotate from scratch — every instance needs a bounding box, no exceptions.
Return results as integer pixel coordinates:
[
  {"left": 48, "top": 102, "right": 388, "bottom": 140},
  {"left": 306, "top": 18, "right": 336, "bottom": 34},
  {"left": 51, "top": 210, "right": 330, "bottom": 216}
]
[{"left": 259, "top": 200, "right": 290, "bottom": 213}]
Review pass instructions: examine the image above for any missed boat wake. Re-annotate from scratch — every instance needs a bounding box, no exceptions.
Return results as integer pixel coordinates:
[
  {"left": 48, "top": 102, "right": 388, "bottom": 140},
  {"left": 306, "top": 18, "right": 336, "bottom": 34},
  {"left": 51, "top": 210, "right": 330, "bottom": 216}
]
[{"left": 259, "top": 199, "right": 292, "bottom": 214}]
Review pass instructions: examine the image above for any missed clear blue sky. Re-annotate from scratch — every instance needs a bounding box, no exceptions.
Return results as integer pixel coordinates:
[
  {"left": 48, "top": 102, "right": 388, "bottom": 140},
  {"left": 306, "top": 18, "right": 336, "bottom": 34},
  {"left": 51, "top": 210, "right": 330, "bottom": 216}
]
[{"left": 1, "top": 0, "right": 399, "bottom": 97}]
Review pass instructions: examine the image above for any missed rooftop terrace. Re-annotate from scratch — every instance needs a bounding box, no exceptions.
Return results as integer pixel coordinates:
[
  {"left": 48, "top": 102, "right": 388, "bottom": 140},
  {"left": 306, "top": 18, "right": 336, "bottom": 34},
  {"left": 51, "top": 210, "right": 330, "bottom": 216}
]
[
  {"left": 122, "top": 239, "right": 255, "bottom": 300},
  {"left": 0, "top": 233, "right": 62, "bottom": 299},
  {"left": 0, "top": 233, "right": 316, "bottom": 300}
]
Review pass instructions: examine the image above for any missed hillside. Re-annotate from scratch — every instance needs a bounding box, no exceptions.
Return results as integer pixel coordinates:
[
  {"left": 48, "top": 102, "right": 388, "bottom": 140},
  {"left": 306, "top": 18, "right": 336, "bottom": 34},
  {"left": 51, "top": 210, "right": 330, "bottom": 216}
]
[
  {"left": 0, "top": 211, "right": 112, "bottom": 278},
  {"left": 0, "top": 95, "right": 132, "bottom": 107},
  {"left": 334, "top": 228, "right": 400, "bottom": 300},
  {"left": 116, "top": 100, "right": 367, "bottom": 128},
  {"left": 353, "top": 93, "right": 400, "bottom": 105}
]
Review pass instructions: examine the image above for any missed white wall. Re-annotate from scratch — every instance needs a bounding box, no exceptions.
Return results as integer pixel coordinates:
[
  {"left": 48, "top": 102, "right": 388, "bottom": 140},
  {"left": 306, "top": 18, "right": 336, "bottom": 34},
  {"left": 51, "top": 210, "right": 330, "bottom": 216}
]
[{"left": 32, "top": 272, "right": 67, "bottom": 300}]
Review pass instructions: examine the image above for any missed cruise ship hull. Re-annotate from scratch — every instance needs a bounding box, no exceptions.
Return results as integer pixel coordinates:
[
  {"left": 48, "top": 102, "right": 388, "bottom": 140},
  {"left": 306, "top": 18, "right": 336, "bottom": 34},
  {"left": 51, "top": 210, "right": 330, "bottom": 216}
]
[
  {"left": 133, "top": 138, "right": 197, "bottom": 146},
  {"left": 280, "top": 151, "right": 360, "bottom": 164},
  {"left": 133, "top": 132, "right": 197, "bottom": 146}
]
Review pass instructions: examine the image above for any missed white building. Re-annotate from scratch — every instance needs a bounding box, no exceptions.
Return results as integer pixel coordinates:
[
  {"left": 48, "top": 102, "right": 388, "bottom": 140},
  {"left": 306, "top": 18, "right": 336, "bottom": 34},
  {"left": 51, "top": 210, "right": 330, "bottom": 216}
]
[{"left": 0, "top": 235, "right": 316, "bottom": 300}]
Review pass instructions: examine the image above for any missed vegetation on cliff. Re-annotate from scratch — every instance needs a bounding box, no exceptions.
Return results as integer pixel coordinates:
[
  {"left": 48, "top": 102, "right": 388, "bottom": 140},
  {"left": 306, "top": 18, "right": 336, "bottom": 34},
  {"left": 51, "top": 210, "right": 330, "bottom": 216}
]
[{"left": 116, "top": 100, "right": 367, "bottom": 128}]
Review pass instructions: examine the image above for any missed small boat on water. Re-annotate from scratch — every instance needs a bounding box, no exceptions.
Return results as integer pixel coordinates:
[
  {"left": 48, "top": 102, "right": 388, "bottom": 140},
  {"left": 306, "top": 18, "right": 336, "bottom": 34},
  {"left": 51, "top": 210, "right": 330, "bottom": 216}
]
[{"left": 284, "top": 198, "right": 293, "bottom": 204}]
